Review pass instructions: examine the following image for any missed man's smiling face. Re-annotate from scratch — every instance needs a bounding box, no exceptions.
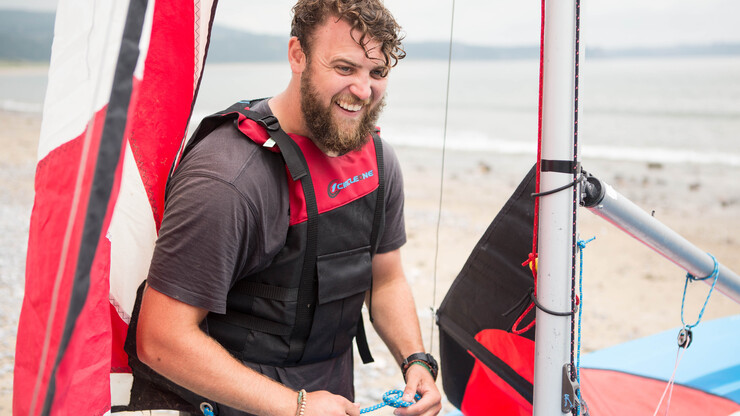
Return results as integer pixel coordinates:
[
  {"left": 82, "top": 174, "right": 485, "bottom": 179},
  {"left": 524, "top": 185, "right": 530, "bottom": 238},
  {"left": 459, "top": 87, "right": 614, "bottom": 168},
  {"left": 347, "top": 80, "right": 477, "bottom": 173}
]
[{"left": 299, "top": 17, "right": 389, "bottom": 155}]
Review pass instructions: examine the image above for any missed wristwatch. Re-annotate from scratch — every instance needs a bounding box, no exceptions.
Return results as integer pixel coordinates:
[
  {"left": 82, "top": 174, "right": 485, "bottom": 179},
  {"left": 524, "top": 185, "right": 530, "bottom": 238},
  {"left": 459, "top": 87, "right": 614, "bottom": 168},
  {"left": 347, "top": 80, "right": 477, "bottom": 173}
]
[{"left": 402, "top": 352, "right": 438, "bottom": 382}]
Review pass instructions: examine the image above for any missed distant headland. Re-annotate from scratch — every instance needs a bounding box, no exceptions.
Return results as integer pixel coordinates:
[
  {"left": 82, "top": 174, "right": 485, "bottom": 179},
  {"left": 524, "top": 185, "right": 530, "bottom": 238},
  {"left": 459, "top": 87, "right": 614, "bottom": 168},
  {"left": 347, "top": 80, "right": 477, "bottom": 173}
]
[{"left": 2, "top": 9, "right": 738, "bottom": 63}]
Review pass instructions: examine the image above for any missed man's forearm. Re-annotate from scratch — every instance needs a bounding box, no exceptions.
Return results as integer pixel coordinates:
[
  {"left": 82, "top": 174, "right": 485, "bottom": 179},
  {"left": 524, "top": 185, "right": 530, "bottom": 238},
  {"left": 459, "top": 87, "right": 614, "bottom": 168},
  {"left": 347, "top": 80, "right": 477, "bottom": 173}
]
[
  {"left": 371, "top": 276, "right": 426, "bottom": 365},
  {"left": 369, "top": 250, "right": 427, "bottom": 367},
  {"left": 137, "top": 286, "right": 298, "bottom": 415}
]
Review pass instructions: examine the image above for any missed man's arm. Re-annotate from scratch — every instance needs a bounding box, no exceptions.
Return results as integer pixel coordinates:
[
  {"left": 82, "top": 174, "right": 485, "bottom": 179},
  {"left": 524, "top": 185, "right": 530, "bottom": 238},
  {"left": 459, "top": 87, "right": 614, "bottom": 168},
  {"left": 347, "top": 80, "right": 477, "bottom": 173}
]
[
  {"left": 369, "top": 249, "right": 442, "bottom": 416},
  {"left": 137, "top": 284, "right": 360, "bottom": 416}
]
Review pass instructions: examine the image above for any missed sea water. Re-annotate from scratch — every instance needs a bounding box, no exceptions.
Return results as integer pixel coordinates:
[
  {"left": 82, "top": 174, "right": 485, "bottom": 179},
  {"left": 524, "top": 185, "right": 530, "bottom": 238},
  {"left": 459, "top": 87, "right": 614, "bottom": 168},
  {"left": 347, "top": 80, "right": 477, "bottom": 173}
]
[{"left": 2, "top": 57, "right": 739, "bottom": 165}]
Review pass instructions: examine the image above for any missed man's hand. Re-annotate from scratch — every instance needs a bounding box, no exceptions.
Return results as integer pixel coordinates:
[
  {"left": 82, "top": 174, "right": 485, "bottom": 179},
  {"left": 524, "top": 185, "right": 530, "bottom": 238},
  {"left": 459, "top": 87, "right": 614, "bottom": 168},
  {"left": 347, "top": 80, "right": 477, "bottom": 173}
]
[
  {"left": 305, "top": 391, "right": 361, "bottom": 416},
  {"left": 395, "top": 365, "right": 442, "bottom": 416}
]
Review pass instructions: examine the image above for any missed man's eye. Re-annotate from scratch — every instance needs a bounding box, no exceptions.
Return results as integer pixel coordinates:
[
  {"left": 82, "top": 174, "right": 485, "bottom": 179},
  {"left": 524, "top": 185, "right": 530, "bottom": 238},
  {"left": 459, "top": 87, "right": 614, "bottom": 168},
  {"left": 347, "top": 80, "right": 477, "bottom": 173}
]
[
  {"left": 371, "top": 69, "right": 388, "bottom": 78},
  {"left": 337, "top": 66, "right": 352, "bottom": 73}
]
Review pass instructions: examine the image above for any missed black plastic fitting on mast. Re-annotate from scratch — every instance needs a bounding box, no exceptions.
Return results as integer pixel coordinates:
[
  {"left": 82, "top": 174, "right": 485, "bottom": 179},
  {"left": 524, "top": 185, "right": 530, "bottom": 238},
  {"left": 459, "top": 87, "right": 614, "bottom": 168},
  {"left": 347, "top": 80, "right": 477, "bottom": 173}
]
[{"left": 580, "top": 172, "right": 606, "bottom": 208}]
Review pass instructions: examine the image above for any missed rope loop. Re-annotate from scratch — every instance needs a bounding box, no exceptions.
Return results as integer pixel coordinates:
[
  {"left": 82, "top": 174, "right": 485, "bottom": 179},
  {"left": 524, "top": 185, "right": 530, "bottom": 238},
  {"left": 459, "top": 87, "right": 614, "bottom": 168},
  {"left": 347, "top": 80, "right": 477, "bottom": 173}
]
[
  {"left": 360, "top": 390, "right": 422, "bottom": 414},
  {"left": 681, "top": 253, "right": 720, "bottom": 329},
  {"left": 531, "top": 175, "right": 582, "bottom": 198},
  {"left": 686, "top": 253, "right": 720, "bottom": 282},
  {"left": 530, "top": 289, "right": 575, "bottom": 317}
]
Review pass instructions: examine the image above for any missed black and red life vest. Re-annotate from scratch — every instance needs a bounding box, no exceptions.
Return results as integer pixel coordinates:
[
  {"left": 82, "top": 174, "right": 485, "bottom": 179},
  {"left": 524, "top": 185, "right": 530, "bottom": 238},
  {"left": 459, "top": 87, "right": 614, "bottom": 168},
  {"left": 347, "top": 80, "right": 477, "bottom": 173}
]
[
  {"left": 121, "top": 100, "right": 386, "bottom": 413},
  {"left": 189, "top": 99, "right": 385, "bottom": 366}
]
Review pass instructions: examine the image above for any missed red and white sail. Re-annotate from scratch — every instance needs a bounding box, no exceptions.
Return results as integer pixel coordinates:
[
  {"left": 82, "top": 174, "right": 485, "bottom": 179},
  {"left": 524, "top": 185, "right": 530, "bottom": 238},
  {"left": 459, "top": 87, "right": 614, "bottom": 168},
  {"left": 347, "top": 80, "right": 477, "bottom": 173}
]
[{"left": 14, "top": 0, "right": 217, "bottom": 414}]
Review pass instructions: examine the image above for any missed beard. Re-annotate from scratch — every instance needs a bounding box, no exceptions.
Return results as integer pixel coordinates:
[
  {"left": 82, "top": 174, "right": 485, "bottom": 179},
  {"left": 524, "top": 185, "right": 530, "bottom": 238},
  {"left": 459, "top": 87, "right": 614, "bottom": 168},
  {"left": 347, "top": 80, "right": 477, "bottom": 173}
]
[{"left": 300, "top": 69, "right": 385, "bottom": 155}]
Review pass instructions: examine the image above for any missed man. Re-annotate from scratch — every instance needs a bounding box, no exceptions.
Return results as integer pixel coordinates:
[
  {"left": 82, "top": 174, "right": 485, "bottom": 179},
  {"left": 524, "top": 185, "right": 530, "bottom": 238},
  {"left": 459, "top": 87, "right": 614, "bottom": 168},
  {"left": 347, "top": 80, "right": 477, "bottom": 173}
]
[{"left": 131, "top": 1, "right": 441, "bottom": 415}]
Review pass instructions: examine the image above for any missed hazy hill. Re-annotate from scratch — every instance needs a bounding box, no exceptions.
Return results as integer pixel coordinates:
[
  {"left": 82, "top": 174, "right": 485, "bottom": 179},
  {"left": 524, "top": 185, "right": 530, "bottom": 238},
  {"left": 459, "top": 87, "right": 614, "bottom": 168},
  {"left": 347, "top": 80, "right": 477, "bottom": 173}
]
[
  {"left": 0, "top": 9, "right": 292, "bottom": 63},
  {"left": 0, "top": 9, "right": 55, "bottom": 62},
  {"left": 1, "top": 9, "right": 739, "bottom": 63},
  {"left": 207, "top": 24, "right": 289, "bottom": 62}
]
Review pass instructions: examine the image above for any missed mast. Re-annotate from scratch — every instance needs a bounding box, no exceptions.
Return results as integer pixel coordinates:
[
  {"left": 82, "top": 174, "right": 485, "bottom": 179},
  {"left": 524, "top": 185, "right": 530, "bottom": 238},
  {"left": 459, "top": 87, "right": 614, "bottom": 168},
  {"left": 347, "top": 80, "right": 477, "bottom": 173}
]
[{"left": 533, "top": 0, "right": 579, "bottom": 414}]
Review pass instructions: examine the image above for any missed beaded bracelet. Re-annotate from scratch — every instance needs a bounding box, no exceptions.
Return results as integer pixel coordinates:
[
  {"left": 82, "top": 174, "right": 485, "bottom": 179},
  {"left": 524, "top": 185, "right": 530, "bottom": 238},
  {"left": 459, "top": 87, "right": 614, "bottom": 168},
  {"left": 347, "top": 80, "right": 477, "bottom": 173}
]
[
  {"left": 403, "top": 360, "right": 435, "bottom": 382},
  {"left": 296, "top": 389, "right": 307, "bottom": 416}
]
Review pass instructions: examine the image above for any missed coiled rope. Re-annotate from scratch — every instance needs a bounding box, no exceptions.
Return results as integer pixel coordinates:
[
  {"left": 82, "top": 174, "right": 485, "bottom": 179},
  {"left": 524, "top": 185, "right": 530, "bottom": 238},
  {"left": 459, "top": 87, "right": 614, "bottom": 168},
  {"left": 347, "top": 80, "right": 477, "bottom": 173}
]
[{"left": 198, "top": 391, "right": 421, "bottom": 415}]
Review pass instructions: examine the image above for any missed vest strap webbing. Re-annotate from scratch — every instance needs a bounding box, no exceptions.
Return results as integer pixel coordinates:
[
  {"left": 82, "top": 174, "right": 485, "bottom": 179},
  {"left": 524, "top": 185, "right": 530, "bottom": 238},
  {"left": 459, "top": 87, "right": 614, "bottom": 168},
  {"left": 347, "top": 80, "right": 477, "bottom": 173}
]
[
  {"left": 229, "top": 281, "right": 299, "bottom": 302},
  {"left": 354, "top": 131, "right": 385, "bottom": 364},
  {"left": 180, "top": 101, "right": 250, "bottom": 159},
  {"left": 236, "top": 109, "right": 319, "bottom": 364},
  {"left": 209, "top": 309, "right": 293, "bottom": 336},
  {"left": 355, "top": 313, "right": 374, "bottom": 364},
  {"left": 369, "top": 130, "right": 386, "bottom": 275},
  {"left": 250, "top": 112, "right": 308, "bottom": 180}
]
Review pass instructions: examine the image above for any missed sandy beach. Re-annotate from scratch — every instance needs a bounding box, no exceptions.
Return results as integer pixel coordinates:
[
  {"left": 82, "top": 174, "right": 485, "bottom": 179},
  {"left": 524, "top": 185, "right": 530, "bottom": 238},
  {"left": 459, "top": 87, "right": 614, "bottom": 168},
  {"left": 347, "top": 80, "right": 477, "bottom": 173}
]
[{"left": 1, "top": 109, "right": 738, "bottom": 414}]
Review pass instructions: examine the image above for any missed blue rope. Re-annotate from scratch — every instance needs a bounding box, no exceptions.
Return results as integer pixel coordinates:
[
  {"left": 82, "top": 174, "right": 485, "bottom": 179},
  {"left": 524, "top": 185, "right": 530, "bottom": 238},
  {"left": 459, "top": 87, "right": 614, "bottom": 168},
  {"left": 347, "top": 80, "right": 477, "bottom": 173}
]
[
  {"left": 201, "top": 403, "right": 215, "bottom": 416},
  {"left": 575, "top": 236, "right": 595, "bottom": 414},
  {"left": 360, "top": 390, "right": 421, "bottom": 414},
  {"left": 681, "top": 253, "right": 720, "bottom": 329}
]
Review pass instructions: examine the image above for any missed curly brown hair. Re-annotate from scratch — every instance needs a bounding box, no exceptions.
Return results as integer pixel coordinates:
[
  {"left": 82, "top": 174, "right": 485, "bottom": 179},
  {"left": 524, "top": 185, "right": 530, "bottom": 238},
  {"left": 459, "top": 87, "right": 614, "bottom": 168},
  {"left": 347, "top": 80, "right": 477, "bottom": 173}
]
[{"left": 291, "top": 0, "right": 406, "bottom": 69}]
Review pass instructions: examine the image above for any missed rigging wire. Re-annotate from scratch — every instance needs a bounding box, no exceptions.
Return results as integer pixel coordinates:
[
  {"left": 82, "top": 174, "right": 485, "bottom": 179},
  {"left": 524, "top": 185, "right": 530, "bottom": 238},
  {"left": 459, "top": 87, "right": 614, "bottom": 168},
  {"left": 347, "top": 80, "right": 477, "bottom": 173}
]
[
  {"left": 652, "top": 347, "right": 687, "bottom": 416},
  {"left": 570, "top": 2, "right": 584, "bottom": 415},
  {"left": 430, "top": 0, "right": 456, "bottom": 355}
]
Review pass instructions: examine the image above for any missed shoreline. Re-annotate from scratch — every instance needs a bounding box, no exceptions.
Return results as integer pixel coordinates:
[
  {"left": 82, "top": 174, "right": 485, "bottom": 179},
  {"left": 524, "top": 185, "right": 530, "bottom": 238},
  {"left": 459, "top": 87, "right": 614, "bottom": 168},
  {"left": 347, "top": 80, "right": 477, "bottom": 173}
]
[{"left": 2, "top": 109, "right": 738, "bottom": 413}]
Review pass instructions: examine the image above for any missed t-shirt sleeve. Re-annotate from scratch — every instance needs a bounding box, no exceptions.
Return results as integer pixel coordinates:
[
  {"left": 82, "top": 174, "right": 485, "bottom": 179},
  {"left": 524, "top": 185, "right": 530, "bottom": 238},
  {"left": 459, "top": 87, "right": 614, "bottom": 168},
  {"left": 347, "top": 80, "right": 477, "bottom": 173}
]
[
  {"left": 147, "top": 174, "right": 251, "bottom": 314},
  {"left": 376, "top": 141, "right": 407, "bottom": 254}
]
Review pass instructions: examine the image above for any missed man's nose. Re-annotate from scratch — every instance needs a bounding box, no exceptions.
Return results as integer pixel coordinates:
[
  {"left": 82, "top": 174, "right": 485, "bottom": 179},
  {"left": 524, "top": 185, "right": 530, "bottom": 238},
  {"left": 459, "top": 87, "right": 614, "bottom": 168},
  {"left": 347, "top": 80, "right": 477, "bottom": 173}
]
[{"left": 349, "top": 74, "right": 372, "bottom": 102}]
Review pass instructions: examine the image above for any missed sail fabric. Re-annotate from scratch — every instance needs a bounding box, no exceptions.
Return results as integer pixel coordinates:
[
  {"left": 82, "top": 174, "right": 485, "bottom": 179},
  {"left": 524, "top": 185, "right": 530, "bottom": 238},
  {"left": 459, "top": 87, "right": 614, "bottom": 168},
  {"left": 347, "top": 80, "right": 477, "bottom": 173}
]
[
  {"left": 13, "top": 0, "right": 217, "bottom": 414},
  {"left": 436, "top": 165, "right": 537, "bottom": 413},
  {"left": 459, "top": 329, "right": 534, "bottom": 416},
  {"left": 580, "top": 369, "right": 740, "bottom": 415}
]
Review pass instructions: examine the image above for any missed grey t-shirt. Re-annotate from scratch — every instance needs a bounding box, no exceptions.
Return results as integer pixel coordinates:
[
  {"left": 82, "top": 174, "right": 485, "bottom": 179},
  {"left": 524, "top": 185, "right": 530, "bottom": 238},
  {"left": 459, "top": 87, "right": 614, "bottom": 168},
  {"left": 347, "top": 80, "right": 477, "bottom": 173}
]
[{"left": 146, "top": 100, "right": 406, "bottom": 413}]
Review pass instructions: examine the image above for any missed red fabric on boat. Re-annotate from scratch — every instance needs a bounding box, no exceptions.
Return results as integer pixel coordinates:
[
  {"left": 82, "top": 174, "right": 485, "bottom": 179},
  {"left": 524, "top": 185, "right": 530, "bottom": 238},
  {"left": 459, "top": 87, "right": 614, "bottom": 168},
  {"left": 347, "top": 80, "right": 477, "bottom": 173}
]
[
  {"left": 581, "top": 368, "right": 740, "bottom": 415},
  {"left": 460, "top": 329, "right": 535, "bottom": 416}
]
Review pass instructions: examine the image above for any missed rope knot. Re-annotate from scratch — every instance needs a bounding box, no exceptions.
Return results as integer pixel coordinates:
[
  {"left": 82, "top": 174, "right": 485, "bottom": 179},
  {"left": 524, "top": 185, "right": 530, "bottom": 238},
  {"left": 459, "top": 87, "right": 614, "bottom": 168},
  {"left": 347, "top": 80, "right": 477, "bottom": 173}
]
[
  {"left": 522, "top": 252, "right": 538, "bottom": 268},
  {"left": 360, "top": 390, "right": 422, "bottom": 414},
  {"left": 577, "top": 236, "right": 596, "bottom": 250}
]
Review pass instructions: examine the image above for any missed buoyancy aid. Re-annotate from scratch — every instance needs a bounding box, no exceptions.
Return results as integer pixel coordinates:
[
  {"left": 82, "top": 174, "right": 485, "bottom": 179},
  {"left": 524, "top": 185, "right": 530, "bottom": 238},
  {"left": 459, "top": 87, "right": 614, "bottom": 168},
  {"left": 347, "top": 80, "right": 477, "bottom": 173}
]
[
  {"left": 120, "top": 100, "right": 385, "bottom": 413},
  {"left": 191, "top": 99, "right": 385, "bottom": 366}
]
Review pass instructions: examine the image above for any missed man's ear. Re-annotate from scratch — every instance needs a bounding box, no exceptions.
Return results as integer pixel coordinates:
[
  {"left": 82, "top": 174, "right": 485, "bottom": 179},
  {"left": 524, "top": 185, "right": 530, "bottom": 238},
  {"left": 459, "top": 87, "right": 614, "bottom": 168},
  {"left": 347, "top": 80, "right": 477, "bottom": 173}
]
[{"left": 288, "top": 37, "right": 307, "bottom": 73}]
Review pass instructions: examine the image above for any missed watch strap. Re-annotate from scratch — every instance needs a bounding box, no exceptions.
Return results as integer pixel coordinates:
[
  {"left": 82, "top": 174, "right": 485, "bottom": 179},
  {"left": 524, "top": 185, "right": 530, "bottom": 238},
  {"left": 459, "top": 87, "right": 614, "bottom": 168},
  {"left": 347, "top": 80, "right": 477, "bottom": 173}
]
[{"left": 402, "top": 353, "right": 438, "bottom": 382}]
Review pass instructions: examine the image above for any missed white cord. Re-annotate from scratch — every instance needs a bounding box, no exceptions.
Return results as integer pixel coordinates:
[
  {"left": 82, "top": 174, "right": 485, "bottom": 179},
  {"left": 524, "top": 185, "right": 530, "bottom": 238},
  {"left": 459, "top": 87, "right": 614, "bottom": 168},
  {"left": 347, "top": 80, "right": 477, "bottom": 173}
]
[{"left": 652, "top": 346, "right": 686, "bottom": 416}]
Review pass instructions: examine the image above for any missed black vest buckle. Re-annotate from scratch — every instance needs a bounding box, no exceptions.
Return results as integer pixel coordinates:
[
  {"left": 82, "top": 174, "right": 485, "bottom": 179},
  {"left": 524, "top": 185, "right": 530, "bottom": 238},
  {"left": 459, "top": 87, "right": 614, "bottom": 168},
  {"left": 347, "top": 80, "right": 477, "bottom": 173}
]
[{"left": 257, "top": 115, "right": 281, "bottom": 131}]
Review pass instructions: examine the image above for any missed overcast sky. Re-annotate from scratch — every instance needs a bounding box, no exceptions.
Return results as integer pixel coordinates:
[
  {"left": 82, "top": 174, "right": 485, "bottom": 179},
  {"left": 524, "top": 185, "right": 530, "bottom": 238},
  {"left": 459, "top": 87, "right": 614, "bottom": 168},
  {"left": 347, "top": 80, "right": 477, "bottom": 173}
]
[{"left": 2, "top": 0, "right": 740, "bottom": 49}]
